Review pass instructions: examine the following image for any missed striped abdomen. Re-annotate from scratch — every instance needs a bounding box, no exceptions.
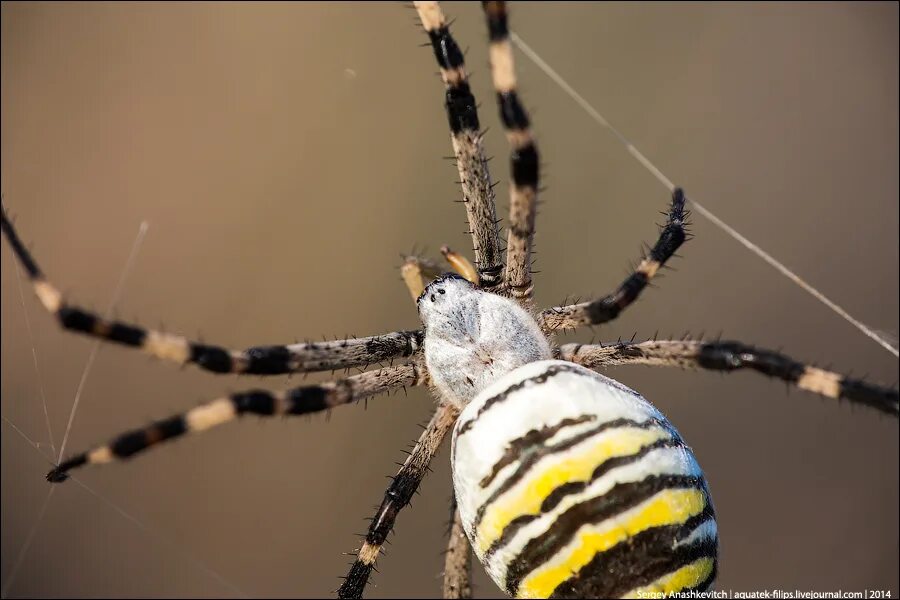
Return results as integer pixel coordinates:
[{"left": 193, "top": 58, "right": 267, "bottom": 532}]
[{"left": 451, "top": 360, "right": 717, "bottom": 599}]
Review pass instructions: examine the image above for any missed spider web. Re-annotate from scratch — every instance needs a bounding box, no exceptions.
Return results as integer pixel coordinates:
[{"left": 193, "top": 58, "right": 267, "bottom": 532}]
[
  {"left": 0, "top": 222, "right": 249, "bottom": 599},
  {"left": 510, "top": 31, "right": 899, "bottom": 359}
]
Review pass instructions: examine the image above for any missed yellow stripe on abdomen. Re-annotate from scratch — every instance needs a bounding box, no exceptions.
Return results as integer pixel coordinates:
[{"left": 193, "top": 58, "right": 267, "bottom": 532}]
[
  {"left": 622, "top": 556, "right": 715, "bottom": 599},
  {"left": 516, "top": 487, "right": 706, "bottom": 599},
  {"left": 477, "top": 426, "right": 670, "bottom": 552}
]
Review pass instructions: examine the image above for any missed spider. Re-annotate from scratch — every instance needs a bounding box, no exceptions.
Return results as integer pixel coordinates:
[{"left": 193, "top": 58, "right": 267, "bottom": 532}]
[{"left": 3, "top": 2, "right": 896, "bottom": 596}]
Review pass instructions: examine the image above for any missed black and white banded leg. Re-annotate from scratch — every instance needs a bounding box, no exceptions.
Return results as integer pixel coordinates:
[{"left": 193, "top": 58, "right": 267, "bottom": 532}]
[
  {"left": 46, "top": 363, "right": 423, "bottom": 482},
  {"left": 415, "top": 1, "right": 504, "bottom": 290},
  {"left": 560, "top": 340, "right": 899, "bottom": 415},
  {"left": 443, "top": 501, "right": 472, "bottom": 600},
  {"left": 1, "top": 206, "right": 422, "bottom": 375},
  {"left": 541, "top": 188, "right": 688, "bottom": 332},
  {"left": 483, "top": 0, "right": 540, "bottom": 306},
  {"left": 338, "top": 402, "right": 459, "bottom": 599}
]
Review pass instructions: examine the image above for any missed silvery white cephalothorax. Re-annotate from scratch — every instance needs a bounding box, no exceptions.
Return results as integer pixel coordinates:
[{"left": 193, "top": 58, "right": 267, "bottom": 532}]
[{"left": 417, "top": 274, "right": 551, "bottom": 408}]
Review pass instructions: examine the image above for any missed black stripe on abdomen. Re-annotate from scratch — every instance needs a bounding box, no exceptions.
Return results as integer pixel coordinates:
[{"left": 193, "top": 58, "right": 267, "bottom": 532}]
[
  {"left": 483, "top": 437, "right": 684, "bottom": 561},
  {"left": 474, "top": 418, "right": 674, "bottom": 534},
  {"left": 549, "top": 510, "right": 717, "bottom": 599},
  {"left": 456, "top": 363, "right": 589, "bottom": 436},
  {"left": 504, "top": 474, "right": 705, "bottom": 595},
  {"left": 479, "top": 414, "right": 597, "bottom": 488}
]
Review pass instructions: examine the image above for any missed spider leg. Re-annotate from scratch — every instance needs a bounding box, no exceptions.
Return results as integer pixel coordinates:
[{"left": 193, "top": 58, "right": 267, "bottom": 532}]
[
  {"left": 338, "top": 402, "right": 459, "bottom": 599},
  {"left": 45, "top": 363, "right": 423, "bottom": 482},
  {"left": 540, "top": 189, "right": 688, "bottom": 332},
  {"left": 560, "top": 340, "right": 899, "bottom": 416},
  {"left": 1, "top": 206, "right": 422, "bottom": 374},
  {"left": 414, "top": 1, "right": 504, "bottom": 291},
  {"left": 443, "top": 499, "right": 472, "bottom": 599},
  {"left": 482, "top": 1, "right": 539, "bottom": 307}
]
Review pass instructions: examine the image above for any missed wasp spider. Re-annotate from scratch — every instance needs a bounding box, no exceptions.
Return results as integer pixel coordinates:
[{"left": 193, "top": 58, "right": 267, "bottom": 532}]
[{"left": 2, "top": 2, "right": 898, "bottom": 598}]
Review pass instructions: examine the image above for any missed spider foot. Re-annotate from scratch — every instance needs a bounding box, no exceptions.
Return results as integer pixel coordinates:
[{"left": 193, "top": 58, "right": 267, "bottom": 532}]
[{"left": 46, "top": 467, "right": 69, "bottom": 483}]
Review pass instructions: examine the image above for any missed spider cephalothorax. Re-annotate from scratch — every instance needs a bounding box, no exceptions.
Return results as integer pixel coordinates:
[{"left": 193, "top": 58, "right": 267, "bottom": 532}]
[
  {"left": 1, "top": 1, "right": 896, "bottom": 599},
  {"left": 419, "top": 273, "right": 551, "bottom": 408}
]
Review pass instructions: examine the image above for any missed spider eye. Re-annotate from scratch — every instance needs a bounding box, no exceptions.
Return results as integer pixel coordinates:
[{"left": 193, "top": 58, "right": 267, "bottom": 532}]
[
  {"left": 430, "top": 294, "right": 436, "bottom": 302},
  {"left": 438, "top": 289, "right": 446, "bottom": 295}
]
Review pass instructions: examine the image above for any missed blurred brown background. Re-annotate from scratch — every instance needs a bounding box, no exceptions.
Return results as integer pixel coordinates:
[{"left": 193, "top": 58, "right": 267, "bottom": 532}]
[{"left": 2, "top": 2, "right": 897, "bottom": 598}]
